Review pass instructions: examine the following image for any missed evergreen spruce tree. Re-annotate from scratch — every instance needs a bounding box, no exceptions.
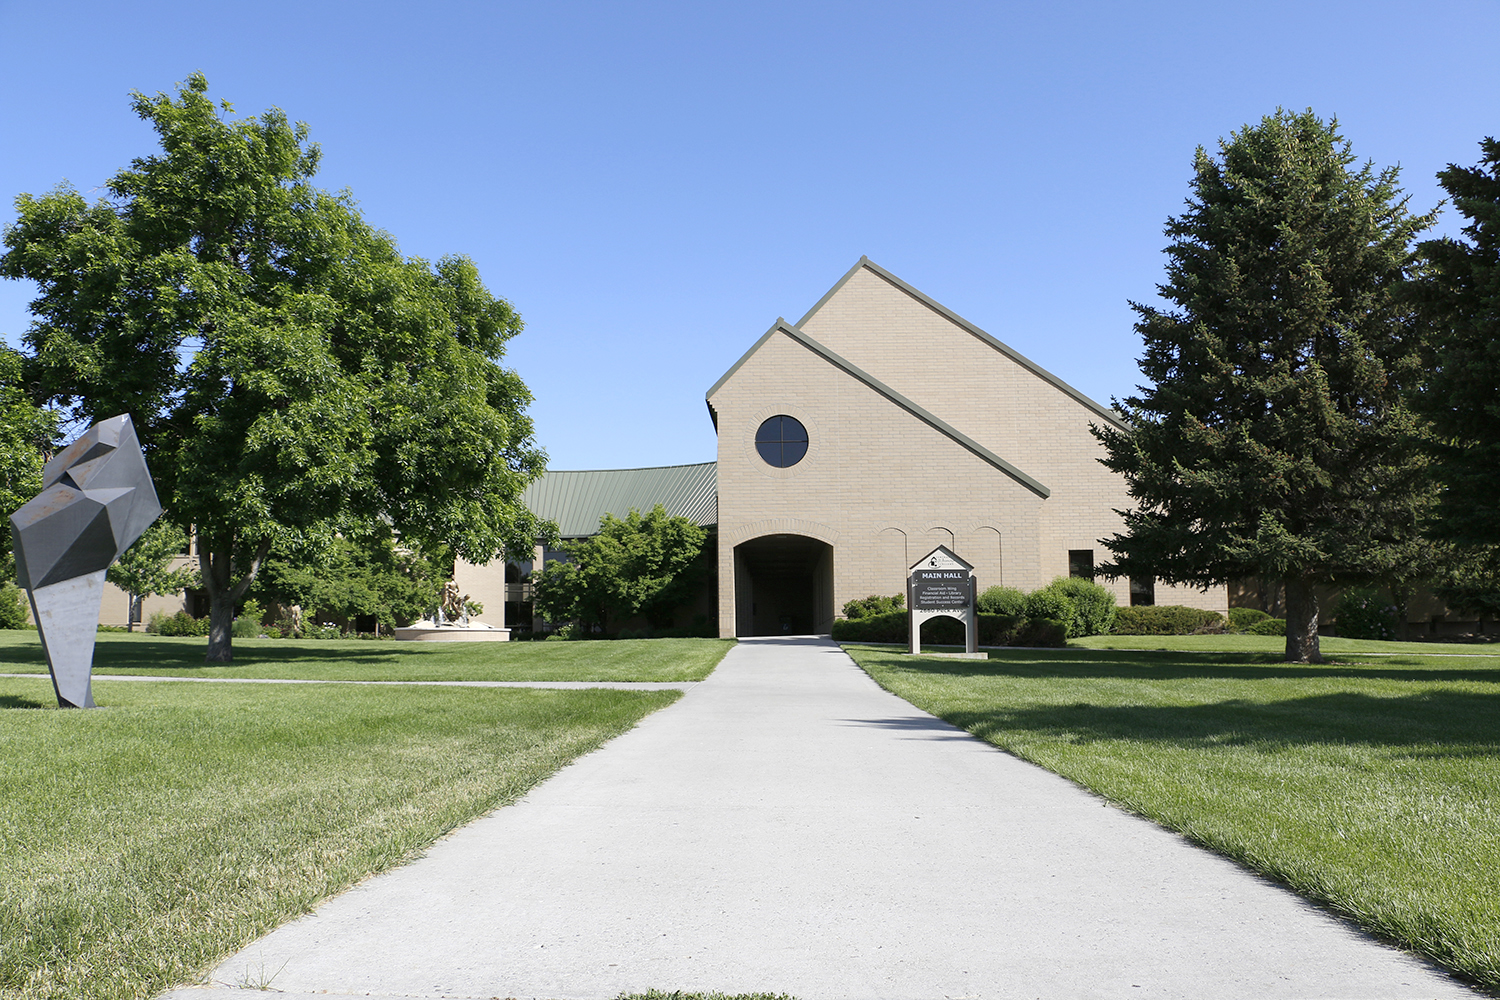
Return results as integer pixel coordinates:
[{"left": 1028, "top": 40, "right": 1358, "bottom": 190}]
[
  {"left": 1417, "top": 138, "right": 1500, "bottom": 548},
  {"left": 1094, "top": 109, "right": 1436, "bottom": 662}
]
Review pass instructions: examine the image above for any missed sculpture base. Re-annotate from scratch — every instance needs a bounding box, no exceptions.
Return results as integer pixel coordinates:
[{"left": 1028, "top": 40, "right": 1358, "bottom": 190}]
[
  {"left": 29, "top": 569, "right": 108, "bottom": 708},
  {"left": 395, "top": 622, "right": 511, "bottom": 642}
]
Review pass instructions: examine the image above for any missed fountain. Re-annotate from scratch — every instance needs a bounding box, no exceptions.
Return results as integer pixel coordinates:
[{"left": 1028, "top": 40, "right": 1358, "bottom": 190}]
[{"left": 394, "top": 580, "right": 511, "bottom": 642}]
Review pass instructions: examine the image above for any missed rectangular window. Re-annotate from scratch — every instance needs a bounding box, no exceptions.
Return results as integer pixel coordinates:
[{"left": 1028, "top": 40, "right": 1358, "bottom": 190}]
[
  {"left": 1068, "top": 549, "right": 1095, "bottom": 579},
  {"left": 1129, "top": 576, "right": 1156, "bottom": 607}
]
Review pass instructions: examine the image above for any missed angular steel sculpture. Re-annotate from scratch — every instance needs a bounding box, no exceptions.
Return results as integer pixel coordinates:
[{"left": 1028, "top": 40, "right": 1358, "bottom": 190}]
[{"left": 11, "top": 414, "right": 162, "bottom": 707}]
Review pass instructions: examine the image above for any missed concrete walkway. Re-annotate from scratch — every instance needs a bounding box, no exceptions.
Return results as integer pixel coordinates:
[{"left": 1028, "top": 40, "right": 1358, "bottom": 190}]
[{"left": 160, "top": 637, "right": 1477, "bottom": 1000}]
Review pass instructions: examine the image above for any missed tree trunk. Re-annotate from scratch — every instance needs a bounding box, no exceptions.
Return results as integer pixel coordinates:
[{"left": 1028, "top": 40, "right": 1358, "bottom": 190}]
[
  {"left": 1284, "top": 577, "right": 1323, "bottom": 663},
  {"left": 199, "top": 535, "right": 273, "bottom": 664},
  {"left": 206, "top": 590, "right": 236, "bottom": 663},
  {"left": 1390, "top": 585, "right": 1414, "bottom": 642}
]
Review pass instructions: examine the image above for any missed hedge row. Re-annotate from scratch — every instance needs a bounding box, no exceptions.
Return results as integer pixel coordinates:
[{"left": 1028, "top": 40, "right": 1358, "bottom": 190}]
[
  {"left": 831, "top": 611, "right": 1067, "bottom": 647},
  {"left": 1110, "top": 605, "right": 1225, "bottom": 635}
]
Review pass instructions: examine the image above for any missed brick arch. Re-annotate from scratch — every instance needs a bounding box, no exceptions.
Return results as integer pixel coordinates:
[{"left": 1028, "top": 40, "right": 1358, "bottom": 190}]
[
  {"left": 920, "top": 522, "right": 954, "bottom": 552},
  {"left": 724, "top": 517, "right": 840, "bottom": 548}
]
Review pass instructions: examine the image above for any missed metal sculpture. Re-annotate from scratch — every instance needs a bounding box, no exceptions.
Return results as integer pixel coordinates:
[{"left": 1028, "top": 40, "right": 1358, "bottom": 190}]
[{"left": 11, "top": 414, "right": 162, "bottom": 707}]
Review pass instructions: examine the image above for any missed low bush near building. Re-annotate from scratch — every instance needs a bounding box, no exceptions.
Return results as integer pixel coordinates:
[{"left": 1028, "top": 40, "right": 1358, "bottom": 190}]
[
  {"left": 1024, "top": 588, "right": 1074, "bottom": 629},
  {"left": 831, "top": 611, "right": 1053, "bottom": 647},
  {"left": 976, "top": 585, "right": 1027, "bottom": 618},
  {"left": 146, "top": 611, "right": 212, "bottom": 637},
  {"left": 1245, "top": 616, "right": 1287, "bottom": 636},
  {"left": 1334, "top": 589, "right": 1399, "bottom": 640},
  {"left": 842, "top": 593, "right": 905, "bottom": 619},
  {"left": 302, "top": 621, "right": 344, "bottom": 640},
  {"left": 1111, "top": 605, "right": 1226, "bottom": 635},
  {"left": 1228, "top": 607, "right": 1270, "bottom": 632},
  {"left": 1015, "top": 617, "right": 1069, "bottom": 647},
  {"left": 230, "top": 599, "right": 267, "bottom": 638},
  {"left": 0, "top": 583, "right": 29, "bottom": 629},
  {"left": 1041, "top": 577, "right": 1117, "bottom": 637},
  {"left": 616, "top": 615, "right": 717, "bottom": 639}
]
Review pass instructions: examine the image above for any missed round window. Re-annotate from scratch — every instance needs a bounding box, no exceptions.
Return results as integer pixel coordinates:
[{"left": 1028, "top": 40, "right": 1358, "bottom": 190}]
[{"left": 755, "top": 415, "right": 808, "bottom": 468}]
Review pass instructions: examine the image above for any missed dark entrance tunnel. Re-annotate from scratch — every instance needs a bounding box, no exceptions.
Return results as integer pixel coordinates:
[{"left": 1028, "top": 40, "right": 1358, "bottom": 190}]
[{"left": 733, "top": 534, "right": 834, "bottom": 636}]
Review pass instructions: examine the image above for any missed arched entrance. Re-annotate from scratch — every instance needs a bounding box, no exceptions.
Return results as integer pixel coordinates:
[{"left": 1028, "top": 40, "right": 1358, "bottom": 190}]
[{"left": 733, "top": 534, "right": 834, "bottom": 636}]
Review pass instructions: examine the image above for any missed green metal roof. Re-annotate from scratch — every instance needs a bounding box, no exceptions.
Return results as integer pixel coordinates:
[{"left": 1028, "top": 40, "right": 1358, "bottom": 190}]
[{"left": 524, "top": 462, "right": 718, "bottom": 538}]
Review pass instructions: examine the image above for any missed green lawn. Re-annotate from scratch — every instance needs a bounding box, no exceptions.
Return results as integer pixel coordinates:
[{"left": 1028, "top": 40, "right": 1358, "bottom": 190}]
[
  {"left": 846, "top": 642, "right": 1500, "bottom": 995},
  {"left": 0, "top": 670, "right": 687, "bottom": 1000},
  {"left": 1074, "top": 632, "right": 1500, "bottom": 656},
  {"left": 0, "top": 631, "right": 734, "bottom": 683}
]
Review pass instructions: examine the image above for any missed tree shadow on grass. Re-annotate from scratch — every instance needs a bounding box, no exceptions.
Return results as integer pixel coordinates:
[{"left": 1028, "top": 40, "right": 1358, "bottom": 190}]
[
  {"left": 853, "top": 646, "right": 1500, "bottom": 685},
  {"left": 97, "top": 642, "right": 413, "bottom": 672},
  {"left": 940, "top": 688, "right": 1500, "bottom": 754},
  {"left": 0, "top": 692, "right": 52, "bottom": 709},
  {"left": 0, "top": 635, "right": 442, "bottom": 674}
]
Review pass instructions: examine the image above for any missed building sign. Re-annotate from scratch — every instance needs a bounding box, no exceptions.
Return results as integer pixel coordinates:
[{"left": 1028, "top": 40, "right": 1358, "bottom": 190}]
[
  {"left": 906, "top": 545, "right": 977, "bottom": 654},
  {"left": 911, "top": 570, "right": 972, "bottom": 610}
]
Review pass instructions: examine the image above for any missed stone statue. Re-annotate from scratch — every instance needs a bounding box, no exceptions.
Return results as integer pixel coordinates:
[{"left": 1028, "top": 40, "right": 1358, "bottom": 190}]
[
  {"left": 438, "top": 580, "right": 468, "bottom": 626},
  {"left": 11, "top": 414, "right": 162, "bottom": 707}
]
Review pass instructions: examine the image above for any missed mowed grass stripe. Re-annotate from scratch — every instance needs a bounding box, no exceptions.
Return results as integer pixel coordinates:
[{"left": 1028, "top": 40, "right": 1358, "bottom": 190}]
[
  {"left": 0, "top": 678, "right": 681, "bottom": 1000},
  {"left": 0, "top": 632, "right": 735, "bottom": 683},
  {"left": 846, "top": 644, "right": 1500, "bottom": 995}
]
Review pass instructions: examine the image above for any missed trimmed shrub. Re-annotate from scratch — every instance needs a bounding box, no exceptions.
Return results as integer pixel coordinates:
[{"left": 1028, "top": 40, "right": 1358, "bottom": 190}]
[
  {"left": 831, "top": 612, "right": 1031, "bottom": 647},
  {"left": 1334, "top": 588, "right": 1398, "bottom": 641},
  {"left": 832, "top": 610, "right": 908, "bottom": 644},
  {"left": 976, "top": 586, "right": 1027, "bottom": 618},
  {"left": 842, "top": 593, "right": 905, "bottom": 619},
  {"left": 980, "top": 614, "right": 1025, "bottom": 646},
  {"left": 1111, "top": 605, "right": 1225, "bottom": 635},
  {"left": 0, "top": 583, "right": 29, "bottom": 629},
  {"left": 1228, "top": 607, "right": 1271, "bottom": 632},
  {"left": 232, "top": 599, "right": 266, "bottom": 638},
  {"left": 1015, "top": 617, "right": 1069, "bottom": 647},
  {"left": 303, "top": 621, "right": 343, "bottom": 640},
  {"left": 147, "top": 611, "right": 212, "bottom": 637},
  {"left": 1246, "top": 616, "right": 1287, "bottom": 636},
  {"left": 1043, "top": 577, "right": 1117, "bottom": 636},
  {"left": 1025, "top": 588, "right": 1075, "bottom": 631}
]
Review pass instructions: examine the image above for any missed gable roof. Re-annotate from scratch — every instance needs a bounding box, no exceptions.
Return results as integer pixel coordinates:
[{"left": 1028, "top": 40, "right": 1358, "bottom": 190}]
[
  {"left": 796, "top": 257, "right": 1126, "bottom": 430},
  {"left": 524, "top": 462, "right": 718, "bottom": 538},
  {"left": 710, "top": 319, "right": 1051, "bottom": 499}
]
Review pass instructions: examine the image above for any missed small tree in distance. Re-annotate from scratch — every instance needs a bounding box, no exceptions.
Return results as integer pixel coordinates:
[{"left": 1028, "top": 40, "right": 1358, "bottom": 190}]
[
  {"left": 107, "top": 522, "right": 197, "bottom": 629},
  {"left": 1094, "top": 109, "right": 1436, "bottom": 663},
  {"left": 532, "top": 505, "right": 708, "bottom": 633}
]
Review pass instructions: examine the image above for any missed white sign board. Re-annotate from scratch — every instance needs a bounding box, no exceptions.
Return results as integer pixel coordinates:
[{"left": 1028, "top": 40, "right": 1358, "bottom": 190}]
[{"left": 907, "top": 545, "right": 977, "bottom": 654}]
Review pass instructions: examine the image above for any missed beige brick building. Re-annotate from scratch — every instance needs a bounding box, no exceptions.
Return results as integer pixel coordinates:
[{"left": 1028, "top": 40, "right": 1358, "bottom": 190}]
[
  {"left": 458, "top": 257, "right": 1227, "bottom": 637},
  {"left": 705, "top": 257, "right": 1225, "bottom": 636}
]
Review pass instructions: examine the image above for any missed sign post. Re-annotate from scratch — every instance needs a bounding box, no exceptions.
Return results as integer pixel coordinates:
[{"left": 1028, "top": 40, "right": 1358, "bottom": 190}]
[{"left": 907, "top": 545, "right": 977, "bottom": 654}]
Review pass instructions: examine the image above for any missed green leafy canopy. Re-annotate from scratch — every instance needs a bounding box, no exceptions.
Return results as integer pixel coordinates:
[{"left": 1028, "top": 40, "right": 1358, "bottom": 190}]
[
  {"left": 0, "top": 346, "right": 56, "bottom": 573},
  {"left": 0, "top": 73, "right": 553, "bottom": 659},
  {"left": 532, "top": 505, "right": 708, "bottom": 630}
]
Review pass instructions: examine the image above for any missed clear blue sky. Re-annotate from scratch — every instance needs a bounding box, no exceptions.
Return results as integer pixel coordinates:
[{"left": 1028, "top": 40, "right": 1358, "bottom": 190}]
[{"left": 1, "top": 1, "right": 1495, "bottom": 470}]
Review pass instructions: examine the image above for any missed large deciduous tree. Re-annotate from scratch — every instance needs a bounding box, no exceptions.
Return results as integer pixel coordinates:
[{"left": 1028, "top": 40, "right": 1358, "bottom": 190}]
[
  {"left": 1094, "top": 109, "right": 1436, "bottom": 663},
  {"left": 1, "top": 73, "right": 551, "bottom": 661}
]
